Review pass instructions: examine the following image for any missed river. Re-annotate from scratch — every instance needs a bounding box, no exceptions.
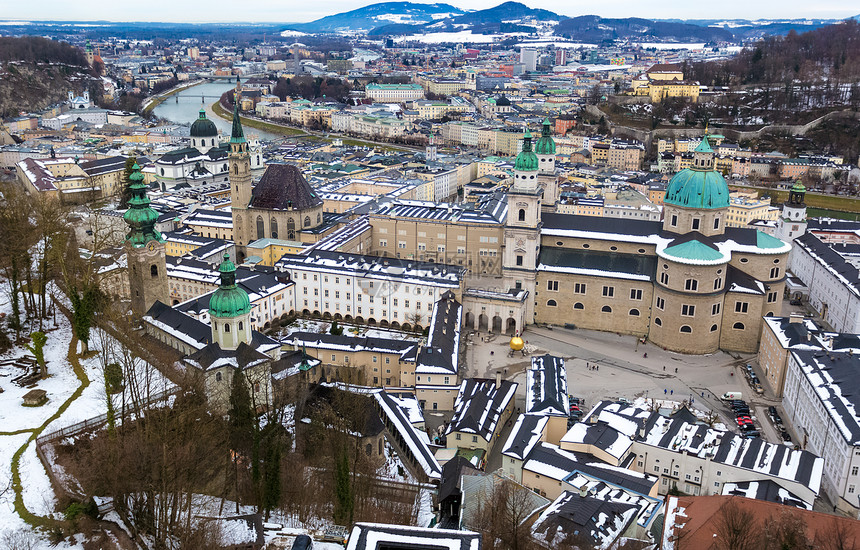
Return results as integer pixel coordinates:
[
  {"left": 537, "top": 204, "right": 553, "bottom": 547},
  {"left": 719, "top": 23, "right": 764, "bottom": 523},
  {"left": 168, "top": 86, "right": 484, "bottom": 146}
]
[{"left": 152, "top": 79, "right": 282, "bottom": 141}]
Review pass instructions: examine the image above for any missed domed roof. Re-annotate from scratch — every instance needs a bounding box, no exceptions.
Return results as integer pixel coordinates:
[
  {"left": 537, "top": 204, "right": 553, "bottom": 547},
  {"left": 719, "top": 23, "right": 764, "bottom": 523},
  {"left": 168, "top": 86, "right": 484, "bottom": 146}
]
[
  {"left": 534, "top": 118, "right": 556, "bottom": 156},
  {"left": 496, "top": 95, "right": 511, "bottom": 106},
  {"left": 664, "top": 169, "right": 729, "bottom": 210},
  {"left": 660, "top": 239, "right": 727, "bottom": 265},
  {"left": 190, "top": 109, "right": 217, "bottom": 138},
  {"left": 514, "top": 129, "right": 539, "bottom": 172},
  {"left": 209, "top": 255, "right": 251, "bottom": 318},
  {"left": 791, "top": 180, "right": 806, "bottom": 193},
  {"left": 664, "top": 136, "right": 729, "bottom": 210}
]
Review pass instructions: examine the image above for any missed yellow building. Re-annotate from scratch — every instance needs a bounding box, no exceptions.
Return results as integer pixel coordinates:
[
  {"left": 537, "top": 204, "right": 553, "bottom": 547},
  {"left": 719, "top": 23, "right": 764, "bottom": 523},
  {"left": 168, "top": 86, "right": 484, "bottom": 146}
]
[
  {"left": 245, "top": 238, "right": 306, "bottom": 266},
  {"left": 726, "top": 191, "right": 778, "bottom": 227}
]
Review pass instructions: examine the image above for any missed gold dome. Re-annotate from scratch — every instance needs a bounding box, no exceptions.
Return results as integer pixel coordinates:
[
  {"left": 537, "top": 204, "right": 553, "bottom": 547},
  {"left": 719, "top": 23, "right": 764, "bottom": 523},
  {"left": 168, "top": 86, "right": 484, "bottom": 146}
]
[{"left": 510, "top": 336, "right": 524, "bottom": 351}]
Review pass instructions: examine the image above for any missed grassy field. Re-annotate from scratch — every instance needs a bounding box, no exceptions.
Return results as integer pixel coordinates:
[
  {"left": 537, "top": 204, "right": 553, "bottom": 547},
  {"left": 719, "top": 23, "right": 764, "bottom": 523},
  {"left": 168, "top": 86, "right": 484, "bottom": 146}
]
[{"left": 729, "top": 184, "right": 860, "bottom": 214}]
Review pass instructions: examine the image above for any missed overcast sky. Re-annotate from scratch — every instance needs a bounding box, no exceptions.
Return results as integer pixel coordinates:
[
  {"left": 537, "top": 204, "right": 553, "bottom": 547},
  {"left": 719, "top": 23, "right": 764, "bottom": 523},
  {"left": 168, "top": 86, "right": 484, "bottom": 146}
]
[{"left": 3, "top": 0, "right": 858, "bottom": 24}]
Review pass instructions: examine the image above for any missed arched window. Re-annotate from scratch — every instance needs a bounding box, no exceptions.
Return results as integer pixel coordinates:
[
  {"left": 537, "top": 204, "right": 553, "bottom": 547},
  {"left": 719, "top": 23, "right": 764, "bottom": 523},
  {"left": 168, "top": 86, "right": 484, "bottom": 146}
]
[
  {"left": 256, "top": 216, "right": 264, "bottom": 239},
  {"left": 733, "top": 322, "right": 745, "bottom": 330},
  {"left": 271, "top": 217, "right": 278, "bottom": 239},
  {"left": 304, "top": 216, "right": 311, "bottom": 227},
  {"left": 654, "top": 317, "right": 662, "bottom": 326},
  {"left": 238, "top": 321, "right": 243, "bottom": 331},
  {"left": 234, "top": 164, "right": 238, "bottom": 175},
  {"left": 215, "top": 372, "right": 222, "bottom": 382},
  {"left": 547, "top": 299, "right": 557, "bottom": 307},
  {"left": 680, "top": 325, "right": 692, "bottom": 333},
  {"left": 629, "top": 308, "right": 640, "bottom": 316},
  {"left": 225, "top": 324, "right": 230, "bottom": 333},
  {"left": 574, "top": 302, "right": 584, "bottom": 310},
  {"left": 223, "top": 163, "right": 227, "bottom": 171},
  {"left": 150, "top": 265, "right": 158, "bottom": 277},
  {"left": 518, "top": 209, "right": 526, "bottom": 222},
  {"left": 710, "top": 324, "right": 718, "bottom": 332},
  {"left": 160, "top": 168, "right": 165, "bottom": 176},
  {"left": 601, "top": 305, "right": 612, "bottom": 313},
  {"left": 287, "top": 218, "right": 296, "bottom": 240},
  {"left": 317, "top": 213, "right": 321, "bottom": 224}
]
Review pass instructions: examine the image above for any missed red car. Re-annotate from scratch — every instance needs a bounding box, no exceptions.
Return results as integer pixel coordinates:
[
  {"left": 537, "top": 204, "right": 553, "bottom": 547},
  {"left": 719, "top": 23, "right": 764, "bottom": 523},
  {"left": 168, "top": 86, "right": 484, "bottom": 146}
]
[{"left": 736, "top": 417, "right": 753, "bottom": 427}]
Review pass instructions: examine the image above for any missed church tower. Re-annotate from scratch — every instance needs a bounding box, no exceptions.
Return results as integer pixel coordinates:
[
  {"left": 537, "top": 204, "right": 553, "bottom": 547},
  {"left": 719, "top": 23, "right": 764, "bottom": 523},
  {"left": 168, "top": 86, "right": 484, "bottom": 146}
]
[
  {"left": 209, "top": 254, "right": 252, "bottom": 350},
  {"left": 229, "top": 101, "right": 253, "bottom": 257},
  {"left": 85, "top": 40, "right": 94, "bottom": 66},
  {"left": 775, "top": 181, "right": 808, "bottom": 243},
  {"left": 503, "top": 129, "right": 542, "bottom": 320},
  {"left": 124, "top": 162, "right": 168, "bottom": 318},
  {"left": 534, "top": 118, "right": 559, "bottom": 211},
  {"left": 426, "top": 132, "right": 438, "bottom": 162}
]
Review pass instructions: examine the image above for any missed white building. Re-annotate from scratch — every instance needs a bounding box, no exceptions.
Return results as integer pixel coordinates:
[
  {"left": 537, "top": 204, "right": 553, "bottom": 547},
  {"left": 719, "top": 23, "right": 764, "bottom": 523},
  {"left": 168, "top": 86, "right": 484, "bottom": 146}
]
[
  {"left": 365, "top": 83, "right": 425, "bottom": 103},
  {"left": 783, "top": 349, "right": 860, "bottom": 514}
]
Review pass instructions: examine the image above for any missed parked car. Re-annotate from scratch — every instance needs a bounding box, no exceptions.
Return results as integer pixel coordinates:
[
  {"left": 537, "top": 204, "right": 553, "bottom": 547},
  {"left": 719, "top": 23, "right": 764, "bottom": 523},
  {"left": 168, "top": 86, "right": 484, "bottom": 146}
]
[
  {"left": 790, "top": 299, "right": 803, "bottom": 306},
  {"left": 319, "top": 526, "right": 349, "bottom": 544},
  {"left": 781, "top": 432, "right": 793, "bottom": 442},
  {"left": 742, "top": 430, "right": 760, "bottom": 439}
]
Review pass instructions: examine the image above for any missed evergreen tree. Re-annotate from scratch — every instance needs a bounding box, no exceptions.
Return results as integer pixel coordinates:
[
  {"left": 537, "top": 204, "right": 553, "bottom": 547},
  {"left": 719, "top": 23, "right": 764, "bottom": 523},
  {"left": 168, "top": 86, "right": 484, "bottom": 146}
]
[
  {"left": 330, "top": 320, "right": 343, "bottom": 336},
  {"left": 333, "top": 445, "right": 353, "bottom": 525},
  {"left": 69, "top": 285, "right": 99, "bottom": 355},
  {"left": 228, "top": 369, "right": 255, "bottom": 453},
  {"left": 261, "top": 440, "right": 281, "bottom": 520},
  {"left": 119, "top": 156, "right": 137, "bottom": 209}
]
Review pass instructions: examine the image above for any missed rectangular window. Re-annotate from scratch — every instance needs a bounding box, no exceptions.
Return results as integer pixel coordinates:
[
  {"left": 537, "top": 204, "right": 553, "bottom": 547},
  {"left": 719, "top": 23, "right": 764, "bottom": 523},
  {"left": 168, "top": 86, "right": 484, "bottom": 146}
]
[
  {"left": 660, "top": 272, "right": 669, "bottom": 285},
  {"left": 852, "top": 466, "right": 859, "bottom": 476},
  {"left": 547, "top": 280, "right": 559, "bottom": 291},
  {"left": 714, "top": 218, "right": 720, "bottom": 230},
  {"left": 516, "top": 255, "right": 523, "bottom": 266},
  {"left": 602, "top": 286, "right": 614, "bottom": 297},
  {"left": 379, "top": 240, "right": 387, "bottom": 247},
  {"left": 735, "top": 301, "right": 749, "bottom": 313},
  {"left": 472, "top": 435, "right": 478, "bottom": 443},
  {"left": 682, "top": 304, "right": 695, "bottom": 316},
  {"left": 692, "top": 218, "right": 700, "bottom": 230},
  {"left": 630, "top": 289, "right": 642, "bottom": 300},
  {"left": 574, "top": 283, "right": 587, "bottom": 294},
  {"left": 767, "top": 291, "right": 778, "bottom": 303},
  {"left": 712, "top": 303, "right": 721, "bottom": 315},
  {"left": 456, "top": 433, "right": 461, "bottom": 440},
  {"left": 770, "top": 267, "right": 780, "bottom": 278},
  {"left": 656, "top": 297, "right": 665, "bottom": 310},
  {"left": 714, "top": 278, "right": 722, "bottom": 290},
  {"left": 671, "top": 214, "right": 678, "bottom": 226},
  {"left": 685, "top": 279, "right": 698, "bottom": 291}
]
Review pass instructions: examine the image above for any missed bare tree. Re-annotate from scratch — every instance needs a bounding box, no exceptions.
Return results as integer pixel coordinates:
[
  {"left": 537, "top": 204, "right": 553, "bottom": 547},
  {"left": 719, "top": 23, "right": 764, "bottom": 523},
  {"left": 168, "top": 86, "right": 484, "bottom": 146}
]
[
  {"left": 761, "top": 507, "right": 809, "bottom": 550},
  {"left": 711, "top": 498, "right": 760, "bottom": 550},
  {"left": 817, "top": 517, "right": 860, "bottom": 550}
]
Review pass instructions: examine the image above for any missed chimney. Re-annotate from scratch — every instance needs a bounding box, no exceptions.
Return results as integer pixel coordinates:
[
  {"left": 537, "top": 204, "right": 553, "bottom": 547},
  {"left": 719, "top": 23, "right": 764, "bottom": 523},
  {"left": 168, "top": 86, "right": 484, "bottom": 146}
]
[
  {"left": 495, "top": 371, "right": 502, "bottom": 389},
  {"left": 579, "top": 486, "right": 588, "bottom": 498}
]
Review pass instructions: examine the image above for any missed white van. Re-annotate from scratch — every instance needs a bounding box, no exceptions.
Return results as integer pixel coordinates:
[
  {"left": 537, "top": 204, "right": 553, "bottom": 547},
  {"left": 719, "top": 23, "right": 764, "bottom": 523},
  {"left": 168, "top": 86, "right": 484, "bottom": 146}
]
[{"left": 721, "top": 391, "right": 743, "bottom": 400}]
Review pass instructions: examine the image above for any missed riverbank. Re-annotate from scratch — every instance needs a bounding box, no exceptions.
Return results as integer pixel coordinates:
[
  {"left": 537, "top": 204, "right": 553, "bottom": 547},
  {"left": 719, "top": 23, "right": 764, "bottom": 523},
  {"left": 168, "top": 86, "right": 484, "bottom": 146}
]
[
  {"left": 141, "top": 79, "right": 205, "bottom": 117},
  {"left": 210, "top": 100, "right": 417, "bottom": 152}
]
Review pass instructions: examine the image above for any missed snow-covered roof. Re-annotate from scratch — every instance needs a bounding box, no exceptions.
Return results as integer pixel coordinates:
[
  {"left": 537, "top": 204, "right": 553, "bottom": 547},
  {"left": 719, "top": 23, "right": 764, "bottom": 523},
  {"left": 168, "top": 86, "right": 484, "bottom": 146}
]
[
  {"left": 526, "top": 355, "right": 568, "bottom": 417},
  {"left": 447, "top": 378, "right": 518, "bottom": 442},
  {"left": 501, "top": 414, "right": 548, "bottom": 461},
  {"left": 346, "top": 522, "right": 480, "bottom": 550},
  {"left": 374, "top": 390, "right": 441, "bottom": 480}
]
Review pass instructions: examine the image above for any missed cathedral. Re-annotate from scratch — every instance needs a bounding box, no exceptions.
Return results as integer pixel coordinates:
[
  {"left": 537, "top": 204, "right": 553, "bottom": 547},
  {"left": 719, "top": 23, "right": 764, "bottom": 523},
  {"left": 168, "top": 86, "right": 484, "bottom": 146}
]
[{"left": 227, "top": 104, "right": 325, "bottom": 259}]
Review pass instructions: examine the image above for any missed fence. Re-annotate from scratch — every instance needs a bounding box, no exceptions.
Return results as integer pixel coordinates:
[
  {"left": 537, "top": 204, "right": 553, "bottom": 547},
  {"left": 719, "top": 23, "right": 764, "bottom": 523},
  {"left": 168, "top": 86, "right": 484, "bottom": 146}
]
[{"left": 36, "top": 386, "right": 181, "bottom": 446}]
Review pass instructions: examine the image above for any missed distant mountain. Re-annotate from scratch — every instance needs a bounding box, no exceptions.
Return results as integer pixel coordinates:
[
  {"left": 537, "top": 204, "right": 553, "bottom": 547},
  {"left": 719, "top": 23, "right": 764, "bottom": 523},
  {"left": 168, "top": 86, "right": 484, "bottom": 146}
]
[
  {"left": 555, "top": 16, "right": 733, "bottom": 43},
  {"left": 289, "top": 2, "right": 465, "bottom": 33},
  {"left": 449, "top": 2, "right": 562, "bottom": 26},
  {"left": 670, "top": 16, "right": 860, "bottom": 39}
]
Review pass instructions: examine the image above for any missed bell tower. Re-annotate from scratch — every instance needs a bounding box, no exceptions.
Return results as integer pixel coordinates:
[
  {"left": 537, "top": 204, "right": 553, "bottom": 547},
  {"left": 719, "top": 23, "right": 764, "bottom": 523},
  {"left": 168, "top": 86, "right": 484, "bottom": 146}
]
[
  {"left": 209, "top": 254, "right": 252, "bottom": 350},
  {"left": 503, "top": 129, "right": 542, "bottom": 320},
  {"left": 124, "top": 162, "right": 167, "bottom": 318},
  {"left": 776, "top": 181, "right": 808, "bottom": 243},
  {"left": 229, "top": 100, "right": 253, "bottom": 256}
]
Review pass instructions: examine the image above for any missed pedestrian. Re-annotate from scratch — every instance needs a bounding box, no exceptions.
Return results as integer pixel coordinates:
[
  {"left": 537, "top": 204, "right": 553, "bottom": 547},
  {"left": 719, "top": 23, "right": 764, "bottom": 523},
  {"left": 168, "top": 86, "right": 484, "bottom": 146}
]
[
  {"left": 664, "top": 389, "right": 667, "bottom": 395},
  {"left": 663, "top": 366, "right": 666, "bottom": 371},
  {"left": 670, "top": 389, "right": 673, "bottom": 395},
  {"left": 675, "top": 367, "right": 678, "bottom": 373},
  {"left": 597, "top": 365, "right": 599, "bottom": 371}
]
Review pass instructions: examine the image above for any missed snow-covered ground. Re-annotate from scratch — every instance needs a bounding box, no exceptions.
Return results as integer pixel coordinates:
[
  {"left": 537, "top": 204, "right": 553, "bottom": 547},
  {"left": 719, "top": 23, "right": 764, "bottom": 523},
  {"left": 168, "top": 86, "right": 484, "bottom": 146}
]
[{"left": 394, "top": 30, "right": 531, "bottom": 44}]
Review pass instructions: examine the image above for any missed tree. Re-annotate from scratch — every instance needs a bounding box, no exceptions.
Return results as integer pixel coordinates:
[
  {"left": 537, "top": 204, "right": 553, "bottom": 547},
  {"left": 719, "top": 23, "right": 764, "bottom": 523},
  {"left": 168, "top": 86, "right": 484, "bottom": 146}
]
[
  {"left": 333, "top": 444, "right": 353, "bottom": 525},
  {"left": 712, "top": 498, "right": 760, "bottom": 550},
  {"left": 119, "top": 156, "right": 137, "bottom": 209},
  {"left": 104, "top": 362, "right": 123, "bottom": 394},
  {"left": 329, "top": 320, "right": 343, "bottom": 336},
  {"left": 69, "top": 285, "right": 99, "bottom": 355},
  {"left": 25, "top": 331, "right": 47, "bottom": 378},
  {"left": 761, "top": 507, "right": 809, "bottom": 550},
  {"left": 816, "top": 517, "right": 859, "bottom": 550}
]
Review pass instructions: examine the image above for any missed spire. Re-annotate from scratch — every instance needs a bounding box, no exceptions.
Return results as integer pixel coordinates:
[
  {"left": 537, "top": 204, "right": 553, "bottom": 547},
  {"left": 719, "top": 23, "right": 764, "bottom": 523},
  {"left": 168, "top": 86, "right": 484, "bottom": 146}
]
[
  {"left": 230, "top": 101, "right": 246, "bottom": 144},
  {"left": 218, "top": 253, "right": 237, "bottom": 288},
  {"left": 123, "top": 162, "right": 163, "bottom": 247},
  {"left": 522, "top": 128, "right": 533, "bottom": 152},
  {"left": 542, "top": 117, "right": 552, "bottom": 137},
  {"left": 198, "top": 107, "right": 207, "bottom": 119}
]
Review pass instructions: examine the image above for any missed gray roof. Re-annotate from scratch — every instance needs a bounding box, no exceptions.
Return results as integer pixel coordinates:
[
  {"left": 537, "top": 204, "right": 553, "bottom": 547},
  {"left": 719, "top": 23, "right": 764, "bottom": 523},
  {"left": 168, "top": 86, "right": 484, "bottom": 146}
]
[
  {"left": 527, "top": 355, "right": 569, "bottom": 416},
  {"left": 447, "top": 378, "right": 518, "bottom": 441},
  {"left": 346, "top": 523, "right": 480, "bottom": 550}
]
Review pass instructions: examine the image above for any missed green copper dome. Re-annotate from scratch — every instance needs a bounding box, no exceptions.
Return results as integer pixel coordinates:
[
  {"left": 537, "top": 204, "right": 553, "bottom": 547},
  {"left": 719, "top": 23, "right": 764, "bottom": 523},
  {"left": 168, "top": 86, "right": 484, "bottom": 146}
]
[
  {"left": 534, "top": 118, "right": 556, "bottom": 155},
  {"left": 791, "top": 180, "right": 806, "bottom": 193},
  {"left": 209, "top": 254, "right": 250, "bottom": 318},
  {"left": 123, "top": 162, "right": 164, "bottom": 247},
  {"left": 664, "top": 135, "right": 729, "bottom": 210},
  {"left": 514, "top": 129, "right": 539, "bottom": 172}
]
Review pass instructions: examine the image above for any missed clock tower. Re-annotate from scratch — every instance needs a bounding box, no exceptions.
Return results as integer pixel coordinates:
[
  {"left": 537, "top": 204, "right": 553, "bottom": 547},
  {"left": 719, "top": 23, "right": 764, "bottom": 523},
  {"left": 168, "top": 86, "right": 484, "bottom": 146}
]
[{"left": 124, "top": 162, "right": 168, "bottom": 317}]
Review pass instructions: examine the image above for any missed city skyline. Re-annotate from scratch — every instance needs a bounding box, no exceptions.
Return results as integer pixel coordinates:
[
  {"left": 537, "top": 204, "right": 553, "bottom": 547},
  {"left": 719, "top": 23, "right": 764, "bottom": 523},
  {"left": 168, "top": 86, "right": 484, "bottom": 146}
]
[{"left": 1, "top": 0, "right": 858, "bottom": 25}]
